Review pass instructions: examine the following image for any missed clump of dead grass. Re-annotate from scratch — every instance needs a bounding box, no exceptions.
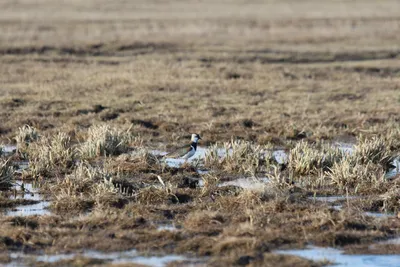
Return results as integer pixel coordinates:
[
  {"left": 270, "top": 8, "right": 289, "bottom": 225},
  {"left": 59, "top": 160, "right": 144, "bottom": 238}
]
[
  {"left": 136, "top": 186, "right": 172, "bottom": 205},
  {"left": 214, "top": 189, "right": 266, "bottom": 212},
  {"left": 79, "top": 124, "right": 141, "bottom": 158},
  {"left": 378, "top": 185, "right": 400, "bottom": 212},
  {"left": 285, "top": 138, "right": 396, "bottom": 193},
  {"left": 15, "top": 125, "right": 39, "bottom": 156},
  {"left": 183, "top": 210, "right": 227, "bottom": 234},
  {"left": 327, "top": 160, "right": 385, "bottom": 193},
  {"left": 90, "top": 177, "right": 129, "bottom": 208},
  {"left": 265, "top": 166, "right": 295, "bottom": 196},
  {"left": 352, "top": 135, "right": 393, "bottom": 167},
  {"left": 50, "top": 162, "right": 124, "bottom": 211},
  {"left": 110, "top": 148, "right": 160, "bottom": 173},
  {"left": 288, "top": 141, "right": 344, "bottom": 175},
  {"left": 212, "top": 236, "right": 257, "bottom": 257},
  {"left": 205, "top": 140, "right": 274, "bottom": 175},
  {"left": 0, "top": 159, "right": 13, "bottom": 190},
  {"left": 375, "top": 121, "right": 400, "bottom": 152},
  {"left": 0, "top": 253, "right": 10, "bottom": 264},
  {"left": 26, "top": 132, "right": 75, "bottom": 177},
  {"left": 199, "top": 173, "right": 220, "bottom": 195}
]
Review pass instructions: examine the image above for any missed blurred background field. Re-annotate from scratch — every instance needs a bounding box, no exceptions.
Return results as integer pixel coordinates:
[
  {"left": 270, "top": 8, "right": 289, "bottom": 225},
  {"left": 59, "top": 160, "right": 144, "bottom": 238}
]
[{"left": 0, "top": 0, "right": 400, "bottom": 146}]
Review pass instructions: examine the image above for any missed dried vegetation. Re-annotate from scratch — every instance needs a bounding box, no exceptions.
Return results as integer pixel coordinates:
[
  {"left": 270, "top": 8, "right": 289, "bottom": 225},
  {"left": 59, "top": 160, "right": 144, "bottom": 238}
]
[{"left": 1, "top": 0, "right": 400, "bottom": 266}]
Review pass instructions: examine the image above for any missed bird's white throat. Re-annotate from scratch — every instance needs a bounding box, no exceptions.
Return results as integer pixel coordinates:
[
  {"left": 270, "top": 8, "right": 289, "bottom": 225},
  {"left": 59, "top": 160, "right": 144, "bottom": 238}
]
[{"left": 191, "top": 134, "right": 200, "bottom": 143}]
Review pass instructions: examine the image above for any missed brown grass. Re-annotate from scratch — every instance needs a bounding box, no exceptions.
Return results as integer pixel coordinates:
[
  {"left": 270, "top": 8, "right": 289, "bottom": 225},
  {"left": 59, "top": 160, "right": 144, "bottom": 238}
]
[
  {"left": 1, "top": 0, "right": 400, "bottom": 265},
  {"left": 0, "top": 159, "right": 13, "bottom": 190},
  {"left": 0, "top": 1, "right": 400, "bottom": 147}
]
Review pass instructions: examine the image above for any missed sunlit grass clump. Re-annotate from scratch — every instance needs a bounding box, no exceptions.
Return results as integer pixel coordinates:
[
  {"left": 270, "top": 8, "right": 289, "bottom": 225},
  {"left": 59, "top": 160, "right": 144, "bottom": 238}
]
[
  {"left": 51, "top": 162, "right": 121, "bottom": 211},
  {"left": 327, "top": 160, "right": 385, "bottom": 193},
  {"left": 205, "top": 140, "right": 275, "bottom": 175},
  {"left": 284, "top": 138, "right": 396, "bottom": 193},
  {"left": 376, "top": 121, "right": 400, "bottom": 152},
  {"left": 352, "top": 135, "right": 393, "bottom": 166},
  {"left": 288, "top": 141, "right": 344, "bottom": 175},
  {"left": 0, "top": 159, "right": 13, "bottom": 190},
  {"left": 79, "top": 125, "right": 141, "bottom": 158},
  {"left": 27, "top": 132, "right": 75, "bottom": 177}
]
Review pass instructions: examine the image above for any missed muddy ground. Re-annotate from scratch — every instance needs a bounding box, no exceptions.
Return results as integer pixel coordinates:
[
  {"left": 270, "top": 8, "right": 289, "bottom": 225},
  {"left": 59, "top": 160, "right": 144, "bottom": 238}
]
[{"left": 0, "top": 0, "right": 400, "bottom": 266}]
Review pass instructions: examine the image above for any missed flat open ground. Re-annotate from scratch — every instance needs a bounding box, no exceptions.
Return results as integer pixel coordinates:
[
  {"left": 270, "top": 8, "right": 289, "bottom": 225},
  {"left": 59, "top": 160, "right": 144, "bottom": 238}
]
[{"left": 0, "top": 0, "right": 399, "bottom": 266}]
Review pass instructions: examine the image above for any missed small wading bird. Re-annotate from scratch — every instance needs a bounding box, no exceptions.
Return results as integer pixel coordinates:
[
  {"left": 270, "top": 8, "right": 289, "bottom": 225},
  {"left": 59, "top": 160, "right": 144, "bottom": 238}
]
[{"left": 165, "top": 133, "right": 202, "bottom": 160}]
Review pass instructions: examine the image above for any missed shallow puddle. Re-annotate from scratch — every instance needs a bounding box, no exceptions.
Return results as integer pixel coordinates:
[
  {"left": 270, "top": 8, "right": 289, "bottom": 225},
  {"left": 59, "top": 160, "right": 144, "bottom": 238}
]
[
  {"left": 272, "top": 150, "right": 287, "bottom": 164},
  {"left": 308, "top": 195, "right": 357, "bottom": 211},
  {"left": 8, "top": 249, "right": 199, "bottom": 267},
  {"left": 157, "top": 224, "right": 178, "bottom": 232},
  {"left": 308, "top": 195, "right": 359, "bottom": 203},
  {"left": 13, "top": 161, "right": 29, "bottom": 174},
  {"left": 364, "top": 211, "right": 395, "bottom": 218},
  {"left": 309, "top": 196, "right": 395, "bottom": 218},
  {"left": 5, "top": 201, "right": 51, "bottom": 217},
  {"left": 3, "top": 181, "right": 51, "bottom": 217},
  {"left": 379, "top": 237, "right": 400, "bottom": 245},
  {"left": 219, "top": 177, "right": 269, "bottom": 192},
  {"left": 12, "top": 182, "right": 41, "bottom": 201},
  {"left": 196, "top": 169, "right": 209, "bottom": 175},
  {"left": 330, "top": 206, "right": 395, "bottom": 219},
  {"left": 1, "top": 145, "right": 17, "bottom": 155},
  {"left": 276, "top": 246, "right": 400, "bottom": 267}
]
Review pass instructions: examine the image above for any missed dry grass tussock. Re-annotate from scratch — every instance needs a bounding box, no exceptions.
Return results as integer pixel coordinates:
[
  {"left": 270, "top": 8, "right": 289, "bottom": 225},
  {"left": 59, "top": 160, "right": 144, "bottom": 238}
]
[
  {"left": 50, "top": 162, "right": 125, "bottom": 211},
  {"left": 14, "top": 125, "right": 145, "bottom": 177},
  {"left": 352, "top": 135, "right": 394, "bottom": 166},
  {"left": 373, "top": 185, "right": 400, "bottom": 213},
  {"left": 110, "top": 148, "right": 160, "bottom": 173},
  {"left": 0, "top": 159, "right": 13, "bottom": 190},
  {"left": 205, "top": 140, "right": 275, "bottom": 175},
  {"left": 327, "top": 160, "right": 385, "bottom": 193},
  {"left": 183, "top": 210, "right": 227, "bottom": 234},
  {"left": 385, "top": 125, "right": 400, "bottom": 151},
  {"left": 199, "top": 173, "right": 220, "bottom": 196},
  {"left": 136, "top": 186, "right": 173, "bottom": 205},
  {"left": 25, "top": 132, "right": 75, "bottom": 177},
  {"left": 79, "top": 124, "right": 142, "bottom": 159},
  {"left": 284, "top": 136, "right": 397, "bottom": 194},
  {"left": 289, "top": 141, "right": 344, "bottom": 176},
  {"left": 213, "top": 189, "right": 268, "bottom": 212}
]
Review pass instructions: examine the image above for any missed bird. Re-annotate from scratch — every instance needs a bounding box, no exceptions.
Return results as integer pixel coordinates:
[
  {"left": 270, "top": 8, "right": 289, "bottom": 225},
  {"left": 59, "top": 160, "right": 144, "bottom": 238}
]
[{"left": 165, "top": 133, "right": 202, "bottom": 160}]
